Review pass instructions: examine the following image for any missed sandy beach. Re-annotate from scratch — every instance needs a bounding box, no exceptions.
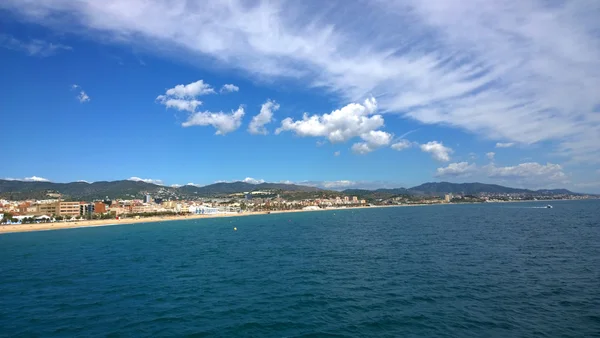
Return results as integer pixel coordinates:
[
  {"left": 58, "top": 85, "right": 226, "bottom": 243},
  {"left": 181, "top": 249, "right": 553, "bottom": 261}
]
[
  {"left": 0, "top": 199, "right": 569, "bottom": 234},
  {"left": 0, "top": 206, "right": 383, "bottom": 234}
]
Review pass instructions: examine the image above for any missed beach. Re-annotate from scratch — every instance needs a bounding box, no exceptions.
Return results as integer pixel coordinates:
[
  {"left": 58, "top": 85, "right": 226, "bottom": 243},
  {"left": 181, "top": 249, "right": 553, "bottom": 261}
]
[{"left": 0, "top": 206, "right": 384, "bottom": 234}]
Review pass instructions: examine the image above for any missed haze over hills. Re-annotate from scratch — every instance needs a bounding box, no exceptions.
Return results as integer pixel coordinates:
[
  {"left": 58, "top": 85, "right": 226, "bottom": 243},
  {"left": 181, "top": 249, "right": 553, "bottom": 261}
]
[{"left": 0, "top": 179, "right": 585, "bottom": 201}]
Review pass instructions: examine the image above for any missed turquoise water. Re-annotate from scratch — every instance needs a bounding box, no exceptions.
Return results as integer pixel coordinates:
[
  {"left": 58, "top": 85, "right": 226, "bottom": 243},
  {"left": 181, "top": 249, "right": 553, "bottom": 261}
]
[{"left": 1, "top": 200, "right": 599, "bottom": 337}]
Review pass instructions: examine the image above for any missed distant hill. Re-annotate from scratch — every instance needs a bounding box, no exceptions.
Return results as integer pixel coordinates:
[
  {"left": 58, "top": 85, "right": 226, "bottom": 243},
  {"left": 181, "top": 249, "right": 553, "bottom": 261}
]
[
  {"left": 0, "top": 179, "right": 320, "bottom": 201},
  {"left": 407, "top": 182, "right": 577, "bottom": 196},
  {"left": 180, "top": 182, "right": 319, "bottom": 197},
  {"left": 341, "top": 182, "right": 579, "bottom": 199}
]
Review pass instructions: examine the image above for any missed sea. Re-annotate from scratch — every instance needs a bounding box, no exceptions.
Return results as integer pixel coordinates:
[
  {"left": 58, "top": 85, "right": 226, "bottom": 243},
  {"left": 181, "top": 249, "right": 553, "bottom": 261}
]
[{"left": 1, "top": 200, "right": 599, "bottom": 337}]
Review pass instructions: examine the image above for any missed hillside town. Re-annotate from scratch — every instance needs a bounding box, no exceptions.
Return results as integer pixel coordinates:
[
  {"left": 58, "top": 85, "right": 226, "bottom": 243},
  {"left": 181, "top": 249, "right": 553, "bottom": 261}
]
[{"left": 0, "top": 188, "right": 594, "bottom": 224}]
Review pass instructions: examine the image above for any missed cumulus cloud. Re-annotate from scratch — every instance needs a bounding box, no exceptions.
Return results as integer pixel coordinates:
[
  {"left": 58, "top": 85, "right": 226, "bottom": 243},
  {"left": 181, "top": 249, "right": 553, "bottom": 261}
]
[
  {"left": 277, "top": 97, "right": 391, "bottom": 153},
  {"left": 0, "top": 33, "right": 71, "bottom": 57},
  {"left": 128, "top": 176, "right": 163, "bottom": 185},
  {"left": 220, "top": 84, "right": 239, "bottom": 93},
  {"left": 156, "top": 80, "right": 215, "bottom": 112},
  {"left": 171, "top": 184, "right": 182, "bottom": 188},
  {"left": 351, "top": 130, "right": 393, "bottom": 154},
  {"left": 420, "top": 141, "right": 453, "bottom": 162},
  {"left": 276, "top": 98, "right": 380, "bottom": 142},
  {"left": 3, "top": 1, "right": 599, "bottom": 162},
  {"left": 164, "top": 80, "right": 215, "bottom": 98},
  {"left": 182, "top": 106, "right": 245, "bottom": 135},
  {"left": 486, "top": 152, "right": 495, "bottom": 160},
  {"left": 436, "top": 162, "right": 477, "bottom": 177},
  {"left": 495, "top": 142, "right": 515, "bottom": 148},
  {"left": 248, "top": 99, "right": 279, "bottom": 135},
  {"left": 242, "top": 177, "right": 265, "bottom": 184},
  {"left": 391, "top": 139, "right": 412, "bottom": 151},
  {"left": 160, "top": 99, "right": 202, "bottom": 113}
]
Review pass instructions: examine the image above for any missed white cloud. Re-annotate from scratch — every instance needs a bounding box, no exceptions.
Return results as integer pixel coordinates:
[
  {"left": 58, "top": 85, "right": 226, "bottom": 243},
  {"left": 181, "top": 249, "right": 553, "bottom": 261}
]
[
  {"left": 72, "top": 84, "right": 90, "bottom": 103},
  {"left": 157, "top": 80, "right": 215, "bottom": 113},
  {"left": 220, "top": 84, "right": 239, "bottom": 93},
  {"left": 128, "top": 176, "right": 163, "bottom": 185},
  {"left": 334, "top": 151, "right": 340, "bottom": 156},
  {"left": 486, "top": 152, "right": 495, "bottom": 160},
  {"left": 420, "top": 141, "right": 453, "bottom": 162},
  {"left": 322, "top": 180, "right": 356, "bottom": 189},
  {"left": 277, "top": 97, "right": 391, "bottom": 153},
  {"left": 391, "top": 139, "right": 412, "bottom": 151},
  {"left": 182, "top": 106, "right": 245, "bottom": 135},
  {"left": 436, "top": 162, "right": 477, "bottom": 177},
  {"left": 277, "top": 97, "right": 380, "bottom": 142},
  {"left": 242, "top": 177, "right": 265, "bottom": 184},
  {"left": 248, "top": 99, "right": 279, "bottom": 135},
  {"left": 77, "top": 180, "right": 91, "bottom": 183},
  {"left": 171, "top": 184, "right": 182, "bottom": 188},
  {"left": 186, "top": 182, "right": 202, "bottom": 187},
  {"left": 78, "top": 91, "right": 90, "bottom": 103},
  {"left": 351, "top": 130, "right": 393, "bottom": 154},
  {"left": 0, "top": 34, "right": 71, "bottom": 57},
  {"left": 3, "top": 1, "right": 600, "bottom": 162},
  {"left": 164, "top": 80, "right": 215, "bottom": 98},
  {"left": 495, "top": 142, "right": 515, "bottom": 148},
  {"left": 23, "top": 176, "right": 50, "bottom": 182},
  {"left": 160, "top": 99, "right": 202, "bottom": 113},
  {"left": 487, "top": 162, "right": 567, "bottom": 182}
]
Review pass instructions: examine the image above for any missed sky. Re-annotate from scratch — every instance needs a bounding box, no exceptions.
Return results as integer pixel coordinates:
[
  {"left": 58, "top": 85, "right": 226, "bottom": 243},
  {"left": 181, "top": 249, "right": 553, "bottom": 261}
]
[{"left": 1, "top": 0, "right": 599, "bottom": 193}]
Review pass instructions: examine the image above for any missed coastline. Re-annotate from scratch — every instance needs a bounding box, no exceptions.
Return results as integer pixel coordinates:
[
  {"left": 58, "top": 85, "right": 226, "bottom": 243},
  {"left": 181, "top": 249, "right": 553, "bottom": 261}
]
[
  {"left": 0, "top": 199, "right": 580, "bottom": 234},
  {"left": 0, "top": 205, "right": 384, "bottom": 234}
]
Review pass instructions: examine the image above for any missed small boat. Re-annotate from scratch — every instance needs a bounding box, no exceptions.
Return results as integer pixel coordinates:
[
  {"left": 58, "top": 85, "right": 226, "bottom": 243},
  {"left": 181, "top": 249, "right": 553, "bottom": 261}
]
[{"left": 546, "top": 205, "right": 553, "bottom": 209}]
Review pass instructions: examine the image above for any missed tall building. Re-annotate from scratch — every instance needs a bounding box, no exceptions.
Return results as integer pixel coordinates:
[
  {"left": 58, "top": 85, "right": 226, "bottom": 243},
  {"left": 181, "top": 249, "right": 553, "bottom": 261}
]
[
  {"left": 59, "top": 202, "right": 82, "bottom": 216},
  {"left": 145, "top": 194, "right": 152, "bottom": 204},
  {"left": 80, "top": 203, "right": 95, "bottom": 216}
]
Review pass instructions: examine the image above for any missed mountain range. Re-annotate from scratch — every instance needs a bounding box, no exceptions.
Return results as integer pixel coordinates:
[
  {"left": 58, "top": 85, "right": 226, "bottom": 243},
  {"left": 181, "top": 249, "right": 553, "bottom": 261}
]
[{"left": 0, "top": 179, "right": 581, "bottom": 201}]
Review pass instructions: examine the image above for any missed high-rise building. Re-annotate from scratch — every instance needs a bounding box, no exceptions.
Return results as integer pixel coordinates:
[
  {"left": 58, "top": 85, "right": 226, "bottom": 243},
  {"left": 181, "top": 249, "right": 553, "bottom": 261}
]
[{"left": 145, "top": 194, "right": 152, "bottom": 204}]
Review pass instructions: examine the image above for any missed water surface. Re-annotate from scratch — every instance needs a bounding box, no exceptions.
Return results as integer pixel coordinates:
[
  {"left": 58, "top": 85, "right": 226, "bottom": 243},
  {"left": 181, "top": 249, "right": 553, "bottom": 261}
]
[{"left": 1, "top": 200, "right": 599, "bottom": 337}]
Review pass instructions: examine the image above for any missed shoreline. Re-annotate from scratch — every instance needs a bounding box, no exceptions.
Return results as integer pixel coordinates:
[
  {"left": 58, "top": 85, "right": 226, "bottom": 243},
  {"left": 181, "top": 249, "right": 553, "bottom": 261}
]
[{"left": 0, "top": 199, "right": 585, "bottom": 234}]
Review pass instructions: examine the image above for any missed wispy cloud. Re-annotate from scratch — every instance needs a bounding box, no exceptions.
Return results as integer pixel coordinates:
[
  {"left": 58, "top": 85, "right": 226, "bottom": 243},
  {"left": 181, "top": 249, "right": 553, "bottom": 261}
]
[
  {"left": 71, "top": 84, "right": 90, "bottom": 103},
  {"left": 2, "top": 1, "right": 599, "bottom": 161},
  {"left": 436, "top": 162, "right": 477, "bottom": 177},
  {"left": 495, "top": 142, "right": 515, "bottom": 148},
  {"left": 436, "top": 161, "right": 569, "bottom": 188},
  {"left": 486, "top": 152, "right": 495, "bottom": 160},
  {"left": 248, "top": 99, "right": 279, "bottom": 135},
  {"left": 0, "top": 34, "right": 71, "bottom": 57},
  {"left": 4, "top": 176, "right": 52, "bottom": 182},
  {"left": 334, "top": 151, "right": 341, "bottom": 156}
]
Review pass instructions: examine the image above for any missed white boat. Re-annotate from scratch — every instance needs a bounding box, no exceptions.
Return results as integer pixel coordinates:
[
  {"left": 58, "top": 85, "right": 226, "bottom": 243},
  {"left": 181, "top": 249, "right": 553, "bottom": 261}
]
[{"left": 546, "top": 205, "right": 553, "bottom": 209}]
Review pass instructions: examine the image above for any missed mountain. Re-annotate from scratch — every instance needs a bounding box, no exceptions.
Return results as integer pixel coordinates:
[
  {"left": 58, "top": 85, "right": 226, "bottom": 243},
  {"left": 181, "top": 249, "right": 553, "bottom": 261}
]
[
  {"left": 0, "top": 179, "right": 320, "bottom": 201},
  {"left": 180, "top": 182, "right": 319, "bottom": 197},
  {"left": 407, "top": 182, "right": 577, "bottom": 196}
]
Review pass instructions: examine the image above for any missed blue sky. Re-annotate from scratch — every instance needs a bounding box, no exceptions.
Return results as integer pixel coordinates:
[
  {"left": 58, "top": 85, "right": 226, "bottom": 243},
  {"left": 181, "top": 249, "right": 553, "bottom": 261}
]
[{"left": 1, "top": 1, "right": 599, "bottom": 192}]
